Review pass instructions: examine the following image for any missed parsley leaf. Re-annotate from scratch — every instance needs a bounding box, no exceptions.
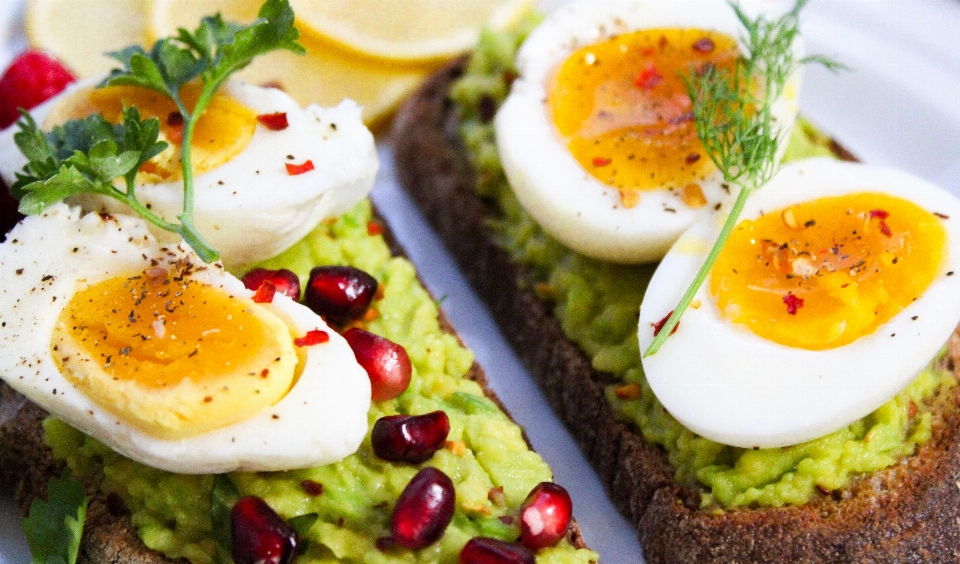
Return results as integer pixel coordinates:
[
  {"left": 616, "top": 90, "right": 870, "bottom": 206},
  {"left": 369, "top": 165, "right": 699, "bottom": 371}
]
[
  {"left": 21, "top": 471, "right": 88, "bottom": 564},
  {"left": 9, "top": 0, "right": 303, "bottom": 263}
]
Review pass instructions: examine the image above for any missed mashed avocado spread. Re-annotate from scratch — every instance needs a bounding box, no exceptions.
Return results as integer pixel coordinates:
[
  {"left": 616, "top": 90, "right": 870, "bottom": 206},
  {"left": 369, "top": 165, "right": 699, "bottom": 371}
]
[
  {"left": 449, "top": 16, "right": 957, "bottom": 509},
  {"left": 45, "top": 200, "right": 598, "bottom": 564}
]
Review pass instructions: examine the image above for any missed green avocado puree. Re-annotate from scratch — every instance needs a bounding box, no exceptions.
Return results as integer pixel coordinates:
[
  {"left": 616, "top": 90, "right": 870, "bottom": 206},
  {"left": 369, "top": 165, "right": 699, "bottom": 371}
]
[
  {"left": 449, "top": 16, "right": 957, "bottom": 509},
  {"left": 45, "top": 199, "right": 598, "bottom": 563}
]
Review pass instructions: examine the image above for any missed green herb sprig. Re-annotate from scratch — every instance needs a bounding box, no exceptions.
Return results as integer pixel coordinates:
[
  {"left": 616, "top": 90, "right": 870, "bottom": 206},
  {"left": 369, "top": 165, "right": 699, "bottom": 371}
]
[
  {"left": 643, "top": 0, "right": 844, "bottom": 357},
  {"left": 21, "top": 471, "right": 88, "bottom": 564},
  {"left": 12, "top": 0, "right": 304, "bottom": 263}
]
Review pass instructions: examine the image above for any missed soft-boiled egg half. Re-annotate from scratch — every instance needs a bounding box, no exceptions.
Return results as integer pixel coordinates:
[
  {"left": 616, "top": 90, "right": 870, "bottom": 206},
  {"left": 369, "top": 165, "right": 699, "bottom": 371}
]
[
  {"left": 639, "top": 159, "right": 960, "bottom": 448},
  {"left": 495, "top": 0, "right": 801, "bottom": 263},
  {"left": 0, "top": 204, "right": 371, "bottom": 473},
  {"left": 0, "top": 78, "right": 378, "bottom": 269}
]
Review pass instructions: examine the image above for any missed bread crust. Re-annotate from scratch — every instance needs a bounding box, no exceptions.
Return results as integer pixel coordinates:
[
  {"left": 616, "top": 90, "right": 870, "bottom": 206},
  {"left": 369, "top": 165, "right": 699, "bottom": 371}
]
[
  {"left": 0, "top": 207, "right": 586, "bottom": 562},
  {"left": 391, "top": 57, "right": 960, "bottom": 563}
]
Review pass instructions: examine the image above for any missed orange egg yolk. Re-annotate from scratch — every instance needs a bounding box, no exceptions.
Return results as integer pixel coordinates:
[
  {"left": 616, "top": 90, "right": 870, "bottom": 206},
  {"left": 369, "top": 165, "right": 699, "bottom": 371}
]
[
  {"left": 710, "top": 192, "right": 948, "bottom": 349},
  {"left": 548, "top": 28, "right": 739, "bottom": 208},
  {"left": 52, "top": 269, "right": 298, "bottom": 438},
  {"left": 47, "top": 83, "right": 256, "bottom": 182}
]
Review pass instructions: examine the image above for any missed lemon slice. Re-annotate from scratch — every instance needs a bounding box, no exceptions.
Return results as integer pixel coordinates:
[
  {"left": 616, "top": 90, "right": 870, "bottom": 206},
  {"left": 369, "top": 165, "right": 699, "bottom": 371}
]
[
  {"left": 25, "top": 0, "right": 148, "bottom": 78},
  {"left": 290, "top": 0, "right": 535, "bottom": 62},
  {"left": 148, "top": 0, "right": 436, "bottom": 127}
]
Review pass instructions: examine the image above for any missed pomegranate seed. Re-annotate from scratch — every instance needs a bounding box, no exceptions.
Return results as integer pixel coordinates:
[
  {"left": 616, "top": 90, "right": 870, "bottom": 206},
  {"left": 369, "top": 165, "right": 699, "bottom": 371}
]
[
  {"left": 231, "top": 496, "right": 298, "bottom": 564},
  {"left": 242, "top": 268, "right": 301, "bottom": 301},
  {"left": 460, "top": 538, "right": 534, "bottom": 564},
  {"left": 372, "top": 411, "right": 450, "bottom": 463},
  {"left": 257, "top": 112, "right": 289, "bottom": 130},
  {"left": 343, "top": 328, "right": 412, "bottom": 401},
  {"left": 305, "top": 266, "right": 378, "bottom": 325},
  {"left": 519, "top": 482, "right": 572, "bottom": 550},
  {"left": 0, "top": 50, "right": 76, "bottom": 128},
  {"left": 391, "top": 467, "right": 455, "bottom": 550}
]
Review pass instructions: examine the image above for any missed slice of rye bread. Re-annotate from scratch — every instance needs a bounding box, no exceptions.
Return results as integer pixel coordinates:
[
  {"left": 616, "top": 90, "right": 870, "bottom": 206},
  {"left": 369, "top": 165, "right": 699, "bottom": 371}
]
[
  {"left": 0, "top": 206, "right": 587, "bottom": 564},
  {"left": 391, "top": 57, "right": 960, "bottom": 564}
]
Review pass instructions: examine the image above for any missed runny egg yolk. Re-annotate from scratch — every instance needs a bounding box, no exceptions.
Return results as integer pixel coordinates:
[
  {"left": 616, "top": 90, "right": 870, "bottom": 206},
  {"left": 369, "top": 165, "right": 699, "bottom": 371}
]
[
  {"left": 51, "top": 268, "right": 299, "bottom": 439},
  {"left": 44, "top": 83, "right": 256, "bottom": 182},
  {"left": 548, "top": 28, "right": 739, "bottom": 208},
  {"left": 710, "top": 192, "right": 948, "bottom": 349}
]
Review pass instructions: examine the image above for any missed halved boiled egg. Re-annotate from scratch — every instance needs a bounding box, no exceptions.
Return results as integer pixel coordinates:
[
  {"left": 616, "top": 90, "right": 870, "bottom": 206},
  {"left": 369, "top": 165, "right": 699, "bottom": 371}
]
[
  {"left": 638, "top": 159, "right": 960, "bottom": 448},
  {"left": 0, "top": 203, "right": 371, "bottom": 473},
  {"left": 0, "top": 78, "right": 378, "bottom": 269},
  {"left": 495, "top": 0, "right": 801, "bottom": 263}
]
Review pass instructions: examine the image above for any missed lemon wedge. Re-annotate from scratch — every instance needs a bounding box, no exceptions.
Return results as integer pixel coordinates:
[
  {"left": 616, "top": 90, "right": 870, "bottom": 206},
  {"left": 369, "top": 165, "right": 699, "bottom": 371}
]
[
  {"left": 290, "top": 0, "right": 535, "bottom": 62},
  {"left": 147, "top": 0, "right": 437, "bottom": 127},
  {"left": 25, "top": 0, "right": 147, "bottom": 77}
]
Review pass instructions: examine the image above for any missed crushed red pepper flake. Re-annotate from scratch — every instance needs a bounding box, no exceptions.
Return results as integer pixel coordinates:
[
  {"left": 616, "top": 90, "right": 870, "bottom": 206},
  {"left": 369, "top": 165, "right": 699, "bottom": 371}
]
[
  {"left": 367, "top": 221, "right": 384, "bottom": 236},
  {"left": 783, "top": 293, "right": 804, "bottom": 315},
  {"left": 652, "top": 310, "right": 679, "bottom": 337},
  {"left": 285, "top": 160, "right": 314, "bottom": 176},
  {"left": 634, "top": 62, "right": 663, "bottom": 90},
  {"left": 592, "top": 157, "right": 612, "bottom": 167},
  {"left": 252, "top": 280, "right": 276, "bottom": 303},
  {"left": 166, "top": 112, "right": 184, "bottom": 144},
  {"left": 257, "top": 112, "right": 289, "bottom": 130},
  {"left": 294, "top": 329, "right": 329, "bottom": 347}
]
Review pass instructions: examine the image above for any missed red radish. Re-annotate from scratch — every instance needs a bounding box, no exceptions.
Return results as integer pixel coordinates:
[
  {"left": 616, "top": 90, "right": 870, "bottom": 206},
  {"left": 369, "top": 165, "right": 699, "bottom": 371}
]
[
  {"left": 518, "top": 482, "right": 572, "bottom": 549},
  {"left": 459, "top": 538, "right": 535, "bottom": 564},
  {"left": 305, "top": 266, "right": 378, "bottom": 325},
  {"left": 242, "top": 268, "right": 301, "bottom": 301},
  {"left": 343, "top": 328, "right": 412, "bottom": 401},
  {"left": 230, "top": 496, "right": 298, "bottom": 564},
  {"left": 391, "top": 467, "right": 455, "bottom": 550},
  {"left": 0, "top": 50, "right": 76, "bottom": 128},
  {"left": 372, "top": 411, "right": 450, "bottom": 463}
]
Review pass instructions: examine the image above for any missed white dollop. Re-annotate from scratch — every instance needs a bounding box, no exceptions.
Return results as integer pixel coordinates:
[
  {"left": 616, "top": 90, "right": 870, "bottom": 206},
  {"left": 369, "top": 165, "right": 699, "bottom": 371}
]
[
  {"left": 0, "top": 79, "right": 378, "bottom": 270},
  {"left": 0, "top": 204, "right": 371, "bottom": 473},
  {"left": 495, "top": 0, "right": 801, "bottom": 264},
  {"left": 639, "top": 159, "right": 960, "bottom": 448}
]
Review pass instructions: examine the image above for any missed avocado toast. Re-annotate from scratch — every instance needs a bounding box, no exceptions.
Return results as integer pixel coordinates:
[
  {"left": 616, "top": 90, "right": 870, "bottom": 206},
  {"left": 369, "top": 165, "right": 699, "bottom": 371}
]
[{"left": 391, "top": 8, "right": 960, "bottom": 563}]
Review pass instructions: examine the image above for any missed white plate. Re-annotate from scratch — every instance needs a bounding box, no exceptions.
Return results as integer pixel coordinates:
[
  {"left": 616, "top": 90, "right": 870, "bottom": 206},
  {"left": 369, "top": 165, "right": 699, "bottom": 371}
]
[{"left": 3, "top": 1, "right": 960, "bottom": 563}]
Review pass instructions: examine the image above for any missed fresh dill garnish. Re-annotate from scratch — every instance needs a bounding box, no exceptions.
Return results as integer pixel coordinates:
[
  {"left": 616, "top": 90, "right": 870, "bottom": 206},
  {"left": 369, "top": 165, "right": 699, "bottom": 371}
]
[
  {"left": 11, "top": 0, "right": 304, "bottom": 263},
  {"left": 643, "top": 0, "right": 844, "bottom": 357}
]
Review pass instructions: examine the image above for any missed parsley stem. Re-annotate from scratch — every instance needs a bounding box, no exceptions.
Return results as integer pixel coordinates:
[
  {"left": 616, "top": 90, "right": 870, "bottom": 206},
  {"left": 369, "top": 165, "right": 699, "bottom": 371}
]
[{"left": 643, "top": 180, "right": 752, "bottom": 357}]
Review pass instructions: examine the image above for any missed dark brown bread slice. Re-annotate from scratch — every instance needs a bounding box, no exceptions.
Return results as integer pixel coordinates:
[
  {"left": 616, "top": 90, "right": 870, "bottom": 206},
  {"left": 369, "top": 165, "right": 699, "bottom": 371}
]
[
  {"left": 0, "top": 209, "right": 586, "bottom": 563},
  {"left": 392, "top": 57, "right": 960, "bottom": 563}
]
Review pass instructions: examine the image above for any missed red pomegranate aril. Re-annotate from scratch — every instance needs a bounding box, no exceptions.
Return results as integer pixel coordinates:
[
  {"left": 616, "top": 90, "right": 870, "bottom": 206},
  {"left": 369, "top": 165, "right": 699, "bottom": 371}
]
[
  {"left": 372, "top": 411, "right": 450, "bottom": 463},
  {"left": 460, "top": 538, "right": 535, "bottom": 564},
  {"left": 391, "top": 467, "right": 455, "bottom": 550},
  {"left": 305, "top": 265, "right": 378, "bottom": 325},
  {"left": 242, "top": 268, "right": 301, "bottom": 301},
  {"left": 343, "top": 328, "right": 412, "bottom": 401},
  {"left": 518, "top": 482, "right": 572, "bottom": 550},
  {"left": 231, "top": 496, "right": 299, "bottom": 564}
]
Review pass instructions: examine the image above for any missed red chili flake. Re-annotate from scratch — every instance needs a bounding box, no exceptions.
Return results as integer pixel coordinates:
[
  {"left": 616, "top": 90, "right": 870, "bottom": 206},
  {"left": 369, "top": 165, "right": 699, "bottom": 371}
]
[
  {"left": 294, "top": 329, "right": 330, "bottom": 347},
  {"left": 592, "top": 157, "right": 612, "bottom": 167},
  {"left": 908, "top": 400, "right": 917, "bottom": 419},
  {"left": 783, "top": 293, "right": 804, "bottom": 315},
  {"left": 252, "top": 280, "right": 276, "bottom": 303},
  {"left": 879, "top": 221, "right": 892, "bottom": 237},
  {"left": 693, "top": 37, "right": 716, "bottom": 53},
  {"left": 685, "top": 153, "right": 701, "bottom": 165},
  {"left": 285, "top": 159, "right": 315, "bottom": 176},
  {"left": 367, "top": 221, "right": 384, "bottom": 236},
  {"left": 652, "top": 310, "right": 679, "bottom": 337},
  {"left": 166, "top": 112, "right": 184, "bottom": 143},
  {"left": 257, "top": 111, "right": 289, "bottom": 130},
  {"left": 869, "top": 209, "right": 890, "bottom": 220},
  {"left": 634, "top": 63, "right": 663, "bottom": 90}
]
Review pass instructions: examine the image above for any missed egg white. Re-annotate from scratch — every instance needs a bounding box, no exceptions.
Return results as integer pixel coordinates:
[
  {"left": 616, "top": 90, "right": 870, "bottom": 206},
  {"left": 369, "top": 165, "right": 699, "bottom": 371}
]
[
  {"left": 0, "top": 79, "right": 378, "bottom": 270},
  {"left": 495, "top": 0, "right": 802, "bottom": 264},
  {"left": 0, "top": 204, "right": 371, "bottom": 473},
  {"left": 639, "top": 159, "right": 960, "bottom": 448}
]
